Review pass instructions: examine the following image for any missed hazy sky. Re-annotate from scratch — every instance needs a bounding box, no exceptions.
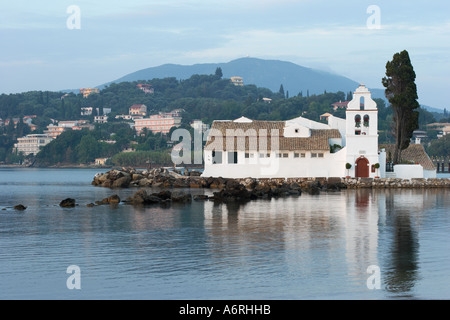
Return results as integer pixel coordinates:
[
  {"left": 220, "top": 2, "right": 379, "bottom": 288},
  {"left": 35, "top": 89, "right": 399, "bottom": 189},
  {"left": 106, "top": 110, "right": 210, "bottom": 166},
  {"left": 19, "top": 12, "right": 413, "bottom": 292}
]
[{"left": 1, "top": 0, "right": 449, "bottom": 109}]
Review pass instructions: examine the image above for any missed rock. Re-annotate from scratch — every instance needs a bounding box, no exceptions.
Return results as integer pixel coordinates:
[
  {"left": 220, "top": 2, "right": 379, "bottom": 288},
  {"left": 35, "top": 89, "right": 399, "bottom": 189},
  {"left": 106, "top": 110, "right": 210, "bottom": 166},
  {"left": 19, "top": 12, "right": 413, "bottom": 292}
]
[
  {"left": 171, "top": 192, "right": 192, "bottom": 203},
  {"left": 193, "top": 195, "right": 209, "bottom": 201},
  {"left": 306, "top": 181, "right": 321, "bottom": 195},
  {"left": 128, "top": 189, "right": 163, "bottom": 205},
  {"left": 138, "top": 178, "right": 152, "bottom": 187},
  {"left": 100, "top": 194, "right": 121, "bottom": 205},
  {"left": 132, "top": 174, "right": 143, "bottom": 181},
  {"left": 60, "top": 198, "right": 76, "bottom": 208},
  {"left": 242, "top": 177, "right": 257, "bottom": 190},
  {"left": 146, "top": 195, "right": 164, "bottom": 204},
  {"left": 107, "top": 169, "right": 124, "bottom": 180},
  {"left": 162, "top": 179, "right": 174, "bottom": 188},
  {"left": 102, "top": 179, "right": 113, "bottom": 188},
  {"left": 173, "top": 179, "right": 189, "bottom": 188},
  {"left": 152, "top": 190, "right": 172, "bottom": 200},
  {"left": 127, "top": 189, "right": 148, "bottom": 204},
  {"left": 112, "top": 175, "right": 131, "bottom": 188},
  {"left": 212, "top": 182, "right": 252, "bottom": 202},
  {"left": 189, "top": 181, "right": 202, "bottom": 188},
  {"left": 225, "top": 179, "right": 242, "bottom": 190},
  {"left": 86, "top": 203, "right": 95, "bottom": 207},
  {"left": 210, "top": 177, "right": 227, "bottom": 189},
  {"left": 13, "top": 204, "right": 27, "bottom": 211}
]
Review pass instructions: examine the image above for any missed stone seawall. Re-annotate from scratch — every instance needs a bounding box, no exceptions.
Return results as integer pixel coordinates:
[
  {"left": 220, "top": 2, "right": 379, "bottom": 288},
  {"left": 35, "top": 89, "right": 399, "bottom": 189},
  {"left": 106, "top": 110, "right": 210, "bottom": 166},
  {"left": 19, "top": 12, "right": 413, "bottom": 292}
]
[{"left": 92, "top": 168, "right": 450, "bottom": 191}]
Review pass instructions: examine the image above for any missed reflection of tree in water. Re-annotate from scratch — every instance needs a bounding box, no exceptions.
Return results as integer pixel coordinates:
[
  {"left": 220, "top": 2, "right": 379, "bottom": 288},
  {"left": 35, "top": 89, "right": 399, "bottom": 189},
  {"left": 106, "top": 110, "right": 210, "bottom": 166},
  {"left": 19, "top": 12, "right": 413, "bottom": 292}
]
[{"left": 384, "top": 192, "right": 420, "bottom": 296}]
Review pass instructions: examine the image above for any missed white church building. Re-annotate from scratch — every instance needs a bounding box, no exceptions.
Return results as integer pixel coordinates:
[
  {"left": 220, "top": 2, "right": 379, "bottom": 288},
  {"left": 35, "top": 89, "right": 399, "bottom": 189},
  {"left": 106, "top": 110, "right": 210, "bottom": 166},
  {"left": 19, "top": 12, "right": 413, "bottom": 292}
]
[{"left": 202, "top": 85, "right": 436, "bottom": 179}]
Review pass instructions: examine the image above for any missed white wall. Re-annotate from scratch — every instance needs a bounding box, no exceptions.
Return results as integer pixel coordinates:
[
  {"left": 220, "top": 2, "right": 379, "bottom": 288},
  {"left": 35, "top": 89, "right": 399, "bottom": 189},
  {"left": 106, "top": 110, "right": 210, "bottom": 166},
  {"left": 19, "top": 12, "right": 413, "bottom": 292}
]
[
  {"left": 424, "top": 169, "right": 437, "bottom": 179},
  {"left": 393, "top": 164, "right": 424, "bottom": 179},
  {"left": 202, "top": 150, "right": 347, "bottom": 178},
  {"left": 328, "top": 116, "right": 347, "bottom": 146},
  {"left": 378, "top": 150, "right": 386, "bottom": 178}
]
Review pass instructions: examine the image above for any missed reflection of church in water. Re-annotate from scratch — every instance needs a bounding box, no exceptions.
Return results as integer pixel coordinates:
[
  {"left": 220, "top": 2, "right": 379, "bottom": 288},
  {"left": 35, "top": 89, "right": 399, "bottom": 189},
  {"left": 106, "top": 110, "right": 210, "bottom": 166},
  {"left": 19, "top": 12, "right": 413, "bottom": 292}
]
[{"left": 203, "top": 190, "right": 438, "bottom": 295}]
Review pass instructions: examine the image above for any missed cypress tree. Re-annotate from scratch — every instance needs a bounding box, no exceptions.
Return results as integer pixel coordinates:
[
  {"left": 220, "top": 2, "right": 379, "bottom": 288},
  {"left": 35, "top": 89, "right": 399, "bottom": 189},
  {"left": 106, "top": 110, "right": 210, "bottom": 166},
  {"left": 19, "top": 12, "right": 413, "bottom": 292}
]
[
  {"left": 382, "top": 50, "right": 420, "bottom": 163},
  {"left": 279, "top": 84, "right": 285, "bottom": 98}
]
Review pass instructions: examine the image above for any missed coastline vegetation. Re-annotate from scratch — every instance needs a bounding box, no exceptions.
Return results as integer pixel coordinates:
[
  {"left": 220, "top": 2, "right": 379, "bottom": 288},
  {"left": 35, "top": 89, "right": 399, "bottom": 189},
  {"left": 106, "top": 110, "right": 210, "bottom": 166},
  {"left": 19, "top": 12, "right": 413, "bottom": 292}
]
[{"left": 0, "top": 70, "right": 443, "bottom": 167}]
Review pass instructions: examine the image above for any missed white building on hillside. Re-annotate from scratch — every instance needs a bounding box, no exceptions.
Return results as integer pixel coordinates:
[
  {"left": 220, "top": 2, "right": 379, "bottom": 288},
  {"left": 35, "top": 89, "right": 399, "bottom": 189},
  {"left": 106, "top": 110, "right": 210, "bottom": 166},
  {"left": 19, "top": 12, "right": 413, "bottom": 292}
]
[
  {"left": 13, "top": 134, "right": 53, "bottom": 156},
  {"left": 202, "top": 85, "right": 386, "bottom": 179}
]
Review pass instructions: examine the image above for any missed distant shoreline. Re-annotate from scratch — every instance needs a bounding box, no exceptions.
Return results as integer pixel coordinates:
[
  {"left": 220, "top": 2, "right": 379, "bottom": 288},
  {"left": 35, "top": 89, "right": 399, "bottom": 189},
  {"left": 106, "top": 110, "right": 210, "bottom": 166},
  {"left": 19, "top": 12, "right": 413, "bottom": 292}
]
[{"left": 0, "top": 164, "right": 112, "bottom": 169}]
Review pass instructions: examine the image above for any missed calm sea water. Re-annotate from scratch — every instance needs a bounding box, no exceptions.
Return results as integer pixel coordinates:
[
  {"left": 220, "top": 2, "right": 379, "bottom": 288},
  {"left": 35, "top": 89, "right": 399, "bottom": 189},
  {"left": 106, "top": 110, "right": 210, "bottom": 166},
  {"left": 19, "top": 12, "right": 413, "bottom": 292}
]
[{"left": 0, "top": 168, "right": 449, "bottom": 300}]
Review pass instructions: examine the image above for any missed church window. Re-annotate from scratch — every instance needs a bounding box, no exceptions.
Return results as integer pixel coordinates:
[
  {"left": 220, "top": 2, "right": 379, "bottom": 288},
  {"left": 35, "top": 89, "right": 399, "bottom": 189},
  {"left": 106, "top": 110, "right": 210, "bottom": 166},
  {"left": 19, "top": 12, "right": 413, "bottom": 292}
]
[
  {"left": 355, "top": 115, "right": 361, "bottom": 127},
  {"left": 363, "top": 115, "right": 370, "bottom": 127},
  {"left": 212, "top": 151, "right": 222, "bottom": 164},
  {"left": 228, "top": 152, "right": 238, "bottom": 164}
]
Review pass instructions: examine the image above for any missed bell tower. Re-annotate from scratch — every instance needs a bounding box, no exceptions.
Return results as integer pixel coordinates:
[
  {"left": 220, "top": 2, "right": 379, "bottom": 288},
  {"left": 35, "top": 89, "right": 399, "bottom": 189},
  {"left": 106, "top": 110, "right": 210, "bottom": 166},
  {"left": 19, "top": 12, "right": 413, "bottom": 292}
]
[{"left": 345, "top": 85, "right": 379, "bottom": 178}]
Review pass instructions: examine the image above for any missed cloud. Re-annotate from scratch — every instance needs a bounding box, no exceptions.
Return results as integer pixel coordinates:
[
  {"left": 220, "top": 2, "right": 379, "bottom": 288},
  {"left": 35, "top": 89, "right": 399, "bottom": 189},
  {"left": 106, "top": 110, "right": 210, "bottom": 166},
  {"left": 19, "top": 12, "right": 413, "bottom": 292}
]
[{"left": 0, "top": 59, "right": 46, "bottom": 67}]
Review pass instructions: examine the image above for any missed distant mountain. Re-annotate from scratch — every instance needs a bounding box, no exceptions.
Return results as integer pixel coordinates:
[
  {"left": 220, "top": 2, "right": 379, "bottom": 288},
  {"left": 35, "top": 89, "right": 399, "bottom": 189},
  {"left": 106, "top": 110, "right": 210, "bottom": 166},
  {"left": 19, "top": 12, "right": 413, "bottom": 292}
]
[
  {"left": 98, "top": 57, "right": 388, "bottom": 100},
  {"left": 421, "top": 105, "right": 445, "bottom": 114}
]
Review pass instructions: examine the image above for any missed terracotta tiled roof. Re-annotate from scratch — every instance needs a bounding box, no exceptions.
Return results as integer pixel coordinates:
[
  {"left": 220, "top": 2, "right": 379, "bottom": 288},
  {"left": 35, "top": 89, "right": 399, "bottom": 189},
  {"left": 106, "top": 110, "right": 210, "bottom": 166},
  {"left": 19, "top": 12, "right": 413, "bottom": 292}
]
[
  {"left": 130, "top": 104, "right": 146, "bottom": 109},
  {"left": 380, "top": 144, "right": 435, "bottom": 170},
  {"left": 331, "top": 101, "right": 349, "bottom": 107},
  {"left": 205, "top": 120, "right": 341, "bottom": 151},
  {"left": 208, "top": 120, "right": 285, "bottom": 136}
]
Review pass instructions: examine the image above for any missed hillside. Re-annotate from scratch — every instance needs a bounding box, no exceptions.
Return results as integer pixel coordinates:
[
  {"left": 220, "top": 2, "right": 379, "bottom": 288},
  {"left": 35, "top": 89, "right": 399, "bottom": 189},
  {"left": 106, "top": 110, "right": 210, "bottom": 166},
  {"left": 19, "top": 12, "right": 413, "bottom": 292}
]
[{"left": 99, "top": 57, "right": 388, "bottom": 100}]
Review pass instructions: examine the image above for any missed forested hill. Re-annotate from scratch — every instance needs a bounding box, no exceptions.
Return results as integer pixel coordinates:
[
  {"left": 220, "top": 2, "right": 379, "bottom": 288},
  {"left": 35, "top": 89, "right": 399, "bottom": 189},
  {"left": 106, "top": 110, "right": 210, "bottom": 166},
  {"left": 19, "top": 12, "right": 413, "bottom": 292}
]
[
  {"left": 100, "top": 57, "right": 387, "bottom": 100},
  {"left": 0, "top": 70, "right": 443, "bottom": 164},
  {"left": 0, "top": 71, "right": 438, "bottom": 130}
]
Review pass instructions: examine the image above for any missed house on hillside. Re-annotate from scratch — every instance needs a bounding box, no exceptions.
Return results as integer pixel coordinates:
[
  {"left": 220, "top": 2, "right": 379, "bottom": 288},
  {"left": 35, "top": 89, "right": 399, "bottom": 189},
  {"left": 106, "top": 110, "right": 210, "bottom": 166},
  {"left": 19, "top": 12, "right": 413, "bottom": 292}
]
[
  {"left": 80, "top": 88, "right": 99, "bottom": 98},
  {"left": 331, "top": 100, "right": 349, "bottom": 111},
  {"left": 230, "top": 76, "right": 244, "bottom": 86},
  {"left": 13, "top": 134, "right": 53, "bottom": 156},
  {"left": 202, "top": 85, "right": 435, "bottom": 179},
  {"left": 134, "top": 110, "right": 182, "bottom": 135},
  {"left": 137, "top": 84, "right": 154, "bottom": 94},
  {"left": 129, "top": 104, "right": 147, "bottom": 116}
]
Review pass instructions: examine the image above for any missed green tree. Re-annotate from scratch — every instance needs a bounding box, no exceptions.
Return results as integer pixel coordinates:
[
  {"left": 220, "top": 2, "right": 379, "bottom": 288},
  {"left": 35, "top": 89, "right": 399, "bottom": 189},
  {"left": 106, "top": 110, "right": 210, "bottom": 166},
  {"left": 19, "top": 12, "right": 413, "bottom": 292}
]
[
  {"left": 76, "top": 134, "right": 99, "bottom": 164},
  {"left": 382, "top": 50, "right": 420, "bottom": 163},
  {"left": 215, "top": 67, "right": 223, "bottom": 79},
  {"left": 426, "top": 135, "right": 450, "bottom": 157},
  {"left": 279, "top": 84, "right": 285, "bottom": 98}
]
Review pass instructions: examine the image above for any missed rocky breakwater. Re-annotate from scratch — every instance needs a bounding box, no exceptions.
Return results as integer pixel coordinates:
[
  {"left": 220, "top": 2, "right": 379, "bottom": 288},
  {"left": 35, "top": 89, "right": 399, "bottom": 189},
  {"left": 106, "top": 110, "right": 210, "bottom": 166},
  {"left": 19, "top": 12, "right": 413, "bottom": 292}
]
[
  {"left": 92, "top": 168, "right": 204, "bottom": 189},
  {"left": 92, "top": 168, "right": 343, "bottom": 193},
  {"left": 343, "top": 177, "right": 450, "bottom": 189},
  {"left": 92, "top": 168, "right": 450, "bottom": 206},
  {"left": 126, "top": 189, "right": 192, "bottom": 205},
  {"left": 92, "top": 168, "right": 309, "bottom": 204}
]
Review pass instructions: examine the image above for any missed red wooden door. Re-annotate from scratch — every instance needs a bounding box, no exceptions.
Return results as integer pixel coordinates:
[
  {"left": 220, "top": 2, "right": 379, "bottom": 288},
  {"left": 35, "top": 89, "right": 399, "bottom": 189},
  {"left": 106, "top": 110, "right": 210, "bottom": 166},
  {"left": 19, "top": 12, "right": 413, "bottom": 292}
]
[{"left": 355, "top": 157, "right": 369, "bottom": 178}]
